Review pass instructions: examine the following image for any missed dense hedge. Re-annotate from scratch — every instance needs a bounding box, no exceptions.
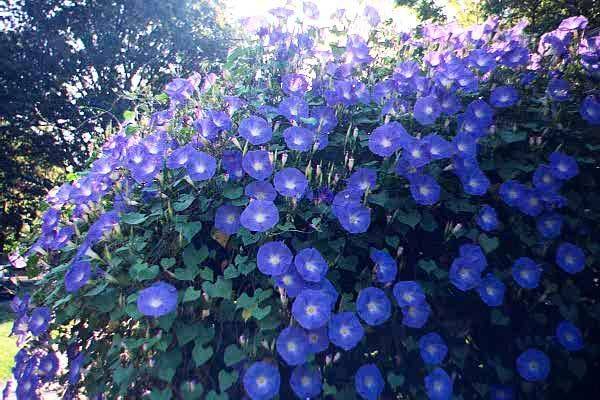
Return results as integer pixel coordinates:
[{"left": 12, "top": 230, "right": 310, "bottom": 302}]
[{"left": 5, "top": 4, "right": 600, "bottom": 400}]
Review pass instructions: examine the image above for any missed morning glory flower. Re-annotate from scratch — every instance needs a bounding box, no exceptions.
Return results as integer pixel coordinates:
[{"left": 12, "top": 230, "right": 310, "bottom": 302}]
[
  {"left": 452, "top": 132, "right": 477, "bottom": 159},
  {"left": 240, "top": 200, "right": 279, "bottom": 232},
  {"left": 516, "top": 349, "right": 550, "bottom": 381},
  {"left": 167, "top": 145, "right": 194, "bottom": 169},
  {"left": 309, "top": 278, "right": 339, "bottom": 307},
  {"left": 126, "top": 145, "right": 162, "bottom": 184},
  {"left": 282, "top": 73, "right": 309, "bottom": 96},
  {"left": 275, "top": 268, "right": 305, "bottom": 297},
  {"left": 469, "top": 49, "right": 496, "bottom": 73},
  {"left": 337, "top": 203, "right": 371, "bottom": 234},
  {"left": 347, "top": 168, "right": 377, "bottom": 193},
  {"left": 477, "top": 274, "right": 505, "bottom": 307},
  {"left": 65, "top": 260, "right": 92, "bottom": 293},
  {"left": 549, "top": 151, "right": 579, "bottom": 180},
  {"left": 186, "top": 150, "right": 217, "bottom": 181},
  {"left": 328, "top": 312, "right": 364, "bottom": 351},
  {"left": 460, "top": 168, "right": 490, "bottom": 196},
  {"left": 279, "top": 96, "right": 309, "bottom": 122},
  {"left": 424, "top": 367, "right": 453, "bottom": 400},
  {"left": 38, "top": 352, "right": 59, "bottom": 382},
  {"left": 290, "top": 364, "right": 322, "bottom": 399},
  {"left": 450, "top": 257, "right": 482, "bottom": 291},
  {"left": 16, "top": 374, "right": 39, "bottom": 399},
  {"left": 556, "top": 242, "right": 585, "bottom": 274},
  {"left": 556, "top": 320, "right": 584, "bottom": 351},
  {"left": 276, "top": 326, "right": 309, "bottom": 366},
  {"left": 68, "top": 352, "right": 85, "bottom": 385},
  {"left": 239, "top": 116, "right": 273, "bottom": 145},
  {"left": 309, "top": 106, "right": 337, "bottom": 134},
  {"left": 369, "top": 248, "right": 397, "bottom": 283},
  {"left": 547, "top": 78, "right": 570, "bottom": 101},
  {"left": 401, "top": 302, "right": 431, "bottom": 328},
  {"left": 214, "top": 204, "right": 241, "bottom": 235},
  {"left": 409, "top": 173, "right": 441, "bottom": 205},
  {"left": 137, "top": 282, "right": 178, "bottom": 317},
  {"left": 165, "top": 77, "right": 194, "bottom": 104},
  {"left": 243, "top": 361, "right": 280, "bottom": 400},
  {"left": 516, "top": 188, "right": 544, "bottom": 216},
  {"left": 332, "top": 189, "right": 362, "bottom": 218},
  {"left": 245, "top": 181, "right": 277, "bottom": 201},
  {"left": 490, "top": 86, "right": 519, "bottom": 108},
  {"left": 274, "top": 168, "right": 308, "bottom": 198},
  {"left": 294, "top": 248, "right": 328, "bottom": 282},
  {"left": 283, "top": 126, "right": 315, "bottom": 152},
  {"left": 533, "top": 164, "right": 562, "bottom": 192},
  {"left": 476, "top": 205, "right": 499, "bottom": 231},
  {"left": 193, "top": 117, "right": 218, "bottom": 141},
  {"left": 465, "top": 99, "right": 494, "bottom": 127},
  {"left": 355, "top": 364, "right": 385, "bottom": 400},
  {"left": 512, "top": 257, "right": 542, "bottom": 289},
  {"left": 292, "top": 289, "right": 332, "bottom": 329},
  {"left": 536, "top": 212, "right": 563, "bottom": 239},
  {"left": 257, "top": 241, "right": 293, "bottom": 276},
  {"left": 222, "top": 150, "right": 244, "bottom": 181},
  {"left": 418, "top": 332, "right": 448, "bottom": 365},
  {"left": 356, "top": 287, "right": 391, "bottom": 326},
  {"left": 413, "top": 95, "right": 442, "bottom": 125},
  {"left": 368, "top": 122, "right": 411, "bottom": 157},
  {"left": 403, "top": 139, "right": 432, "bottom": 168},
  {"left": 580, "top": 95, "right": 600, "bottom": 125},
  {"left": 393, "top": 281, "right": 426, "bottom": 307},
  {"left": 489, "top": 385, "right": 515, "bottom": 400},
  {"left": 499, "top": 180, "right": 526, "bottom": 207},
  {"left": 28, "top": 307, "right": 51, "bottom": 337},
  {"left": 423, "top": 134, "right": 455, "bottom": 160},
  {"left": 242, "top": 150, "right": 273, "bottom": 181},
  {"left": 306, "top": 327, "right": 329, "bottom": 354}
]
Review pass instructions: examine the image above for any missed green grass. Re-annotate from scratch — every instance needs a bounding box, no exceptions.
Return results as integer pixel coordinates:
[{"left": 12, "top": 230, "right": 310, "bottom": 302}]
[{"left": 0, "top": 311, "right": 16, "bottom": 381}]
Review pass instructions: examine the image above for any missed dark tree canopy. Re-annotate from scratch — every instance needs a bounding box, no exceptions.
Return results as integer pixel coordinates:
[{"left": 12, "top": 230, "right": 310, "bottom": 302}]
[{"left": 0, "top": 0, "right": 231, "bottom": 251}]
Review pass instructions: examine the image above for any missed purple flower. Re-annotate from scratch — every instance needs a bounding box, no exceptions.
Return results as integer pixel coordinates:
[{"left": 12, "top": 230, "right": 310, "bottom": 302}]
[
  {"left": 460, "top": 168, "right": 490, "bottom": 196},
  {"left": 450, "top": 257, "right": 482, "bottom": 291},
  {"left": 282, "top": 73, "right": 309, "bottom": 96},
  {"left": 536, "top": 212, "right": 563, "bottom": 239},
  {"left": 283, "top": 126, "right": 314, "bottom": 152},
  {"left": 355, "top": 364, "right": 384, "bottom": 400},
  {"left": 292, "top": 289, "right": 332, "bottom": 329},
  {"left": 186, "top": 151, "right": 217, "bottom": 181},
  {"left": 209, "top": 110, "right": 232, "bottom": 132},
  {"left": 500, "top": 180, "right": 526, "bottom": 207},
  {"left": 306, "top": 327, "right": 329, "bottom": 354},
  {"left": 559, "top": 15, "right": 588, "bottom": 30},
  {"left": 194, "top": 117, "right": 218, "bottom": 141},
  {"left": 459, "top": 244, "right": 487, "bottom": 271},
  {"left": 424, "top": 367, "right": 453, "bottom": 400},
  {"left": 369, "top": 248, "right": 397, "bottom": 283},
  {"left": 239, "top": 116, "right": 273, "bottom": 145},
  {"left": 328, "top": 312, "right": 364, "bottom": 351},
  {"left": 347, "top": 168, "right": 376, "bottom": 193},
  {"left": 243, "top": 361, "right": 280, "bottom": 400},
  {"left": 279, "top": 96, "right": 309, "bottom": 122},
  {"left": 556, "top": 242, "right": 585, "bottom": 274},
  {"left": 419, "top": 332, "right": 448, "bottom": 365},
  {"left": 533, "top": 164, "right": 562, "bottom": 191},
  {"left": 257, "top": 241, "right": 293, "bottom": 276},
  {"left": 245, "top": 181, "right": 277, "bottom": 201},
  {"left": 465, "top": 99, "right": 494, "bottom": 128},
  {"left": 393, "top": 281, "right": 426, "bottom": 307},
  {"left": 276, "top": 326, "right": 309, "bottom": 366},
  {"left": 580, "top": 95, "right": 600, "bottom": 125},
  {"left": 363, "top": 5, "right": 381, "bottom": 26},
  {"left": 240, "top": 200, "right": 279, "bottom": 232},
  {"left": 242, "top": 150, "right": 273, "bottom": 181},
  {"left": 439, "top": 91, "right": 462, "bottom": 115},
  {"left": 214, "top": 204, "right": 241, "bottom": 235},
  {"left": 403, "top": 139, "right": 432, "bottom": 168},
  {"left": 222, "top": 150, "right": 245, "bottom": 181},
  {"left": 469, "top": 49, "right": 496, "bottom": 73},
  {"left": 309, "top": 106, "right": 337, "bottom": 134},
  {"left": 294, "top": 248, "right": 328, "bottom": 282},
  {"left": 516, "top": 349, "right": 550, "bottom": 382},
  {"left": 423, "top": 134, "right": 455, "bottom": 160},
  {"left": 477, "top": 274, "right": 505, "bottom": 307},
  {"left": 126, "top": 145, "right": 162, "bottom": 184},
  {"left": 356, "top": 287, "right": 391, "bottom": 326},
  {"left": 512, "top": 257, "right": 542, "bottom": 289},
  {"left": 337, "top": 203, "right": 371, "bottom": 234},
  {"left": 368, "top": 122, "right": 411, "bottom": 157},
  {"left": 401, "top": 302, "right": 431, "bottom": 328},
  {"left": 476, "top": 205, "right": 499, "bottom": 231},
  {"left": 409, "top": 174, "right": 441, "bottom": 205},
  {"left": 490, "top": 86, "right": 519, "bottom": 108},
  {"left": 547, "top": 78, "right": 570, "bottom": 101},
  {"left": 414, "top": 95, "right": 442, "bottom": 125},
  {"left": 65, "top": 260, "right": 92, "bottom": 293},
  {"left": 275, "top": 268, "right": 305, "bottom": 297},
  {"left": 290, "top": 364, "right": 322, "bottom": 399},
  {"left": 516, "top": 188, "right": 544, "bottom": 216},
  {"left": 332, "top": 189, "right": 362, "bottom": 218},
  {"left": 28, "top": 307, "right": 51, "bottom": 336},
  {"left": 556, "top": 320, "right": 584, "bottom": 351},
  {"left": 549, "top": 151, "right": 579, "bottom": 180},
  {"left": 167, "top": 145, "right": 194, "bottom": 169},
  {"left": 137, "top": 281, "right": 178, "bottom": 317},
  {"left": 38, "top": 352, "right": 59, "bottom": 382},
  {"left": 274, "top": 168, "right": 308, "bottom": 198},
  {"left": 452, "top": 132, "right": 477, "bottom": 159},
  {"left": 165, "top": 78, "right": 194, "bottom": 104}
]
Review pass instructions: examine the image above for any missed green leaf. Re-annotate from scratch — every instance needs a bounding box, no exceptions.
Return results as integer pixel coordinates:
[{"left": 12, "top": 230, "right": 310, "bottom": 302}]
[
  {"left": 387, "top": 372, "right": 405, "bottom": 390},
  {"left": 192, "top": 342, "right": 213, "bottom": 367},
  {"left": 179, "top": 381, "right": 204, "bottom": 399},
  {"left": 173, "top": 194, "right": 195, "bottom": 212},
  {"left": 121, "top": 212, "right": 148, "bottom": 225},
  {"left": 479, "top": 234, "right": 499, "bottom": 254},
  {"left": 491, "top": 309, "right": 510, "bottom": 326},
  {"left": 223, "top": 265, "right": 240, "bottom": 280},
  {"left": 160, "top": 258, "right": 176, "bottom": 269},
  {"left": 177, "top": 221, "right": 203, "bottom": 243},
  {"left": 418, "top": 259, "right": 438, "bottom": 274},
  {"left": 224, "top": 344, "right": 247, "bottom": 367},
  {"left": 223, "top": 185, "right": 244, "bottom": 199},
  {"left": 176, "top": 322, "right": 200, "bottom": 346},
  {"left": 498, "top": 129, "right": 527, "bottom": 143},
  {"left": 123, "top": 110, "right": 136, "bottom": 121},
  {"left": 203, "top": 277, "right": 232, "bottom": 299},
  {"left": 237, "top": 261, "right": 256, "bottom": 276},
  {"left": 182, "top": 287, "right": 202, "bottom": 303},
  {"left": 568, "top": 357, "right": 587, "bottom": 380},
  {"left": 218, "top": 369, "right": 239, "bottom": 392},
  {"left": 149, "top": 389, "right": 172, "bottom": 400},
  {"left": 183, "top": 245, "right": 210, "bottom": 269},
  {"left": 130, "top": 262, "right": 159, "bottom": 281},
  {"left": 205, "top": 391, "right": 229, "bottom": 400},
  {"left": 396, "top": 210, "right": 421, "bottom": 228}
]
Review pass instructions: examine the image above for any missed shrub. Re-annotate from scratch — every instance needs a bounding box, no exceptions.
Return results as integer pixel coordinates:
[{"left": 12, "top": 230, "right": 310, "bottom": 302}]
[{"left": 5, "top": 5, "right": 600, "bottom": 400}]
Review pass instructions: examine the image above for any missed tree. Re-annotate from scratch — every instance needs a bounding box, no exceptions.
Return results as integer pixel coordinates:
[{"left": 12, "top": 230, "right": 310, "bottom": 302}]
[{"left": 0, "top": 0, "right": 231, "bottom": 251}]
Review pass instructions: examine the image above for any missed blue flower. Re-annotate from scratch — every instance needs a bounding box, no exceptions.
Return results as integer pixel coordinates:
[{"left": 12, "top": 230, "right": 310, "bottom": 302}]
[
  {"left": 257, "top": 241, "right": 293, "bottom": 276},
  {"left": 214, "top": 204, "right": 241, "bottom": 235},
  {"left": 409, "top": 173, "right": 441, "bottom": 205},
  {"left": 292, "top": 289, "right": 332, "bottom": 329},
  {"left": 356, "top": 287, "right": 391, "bottom": 326},
  {"left": 368, "top": 122, "right": 411, "bottom": 157},
  {"left": 393, "top": 281, "right": 426, "bottom": 307},
  {"left": 536, "top": 212, "right": 563, "bottom": 239},
  {"left": 186, "top": 150, "right": 217, "bottom": 181},
  {"left": 403, "top": 139, "right": 432, "bottom": 168},
  {"left": 369, "top": 248, "right": 397, "bottom": 283},
  {"left": 460, "top": 168, "right": 490, "bottom": 196},
  {"left": 419, "top": 332, "right": 448, "bottom": 365},
  {"left": 337, "top": 203, "right": 371, "bottom": 234},
  {"left": 38, "top": 352, "right": 59, "bottom": 382},
  {"left": 275, "top": 268, "right": 305, "bottom": 297},
  {"left": 309, "top": 106, "right": 338, "bottom": 134},
  {"left": 450, "top": 257, "right": 482, "bottom": 291},
  {"left": 414, "top": 95, "right": 442, "bottom": 125},
  {"left": 347, "top": 168, "right": 377, "bottom": 193},
  {"left": 556, "top": 242, "right": 585, "bottom": 274},
  {"left": 167, "top": 145, "right": 194, "bottom": 169},
  {"left": 533, "top": 164, "right": 562, "bottom": 192},
  {"left": 193, "top": 117, "right": 218, "bottom": 141},
  {"left": 245, "top": 181, "right": 277, "bottom": 201},
  {"left": 355, "top": 364, "right": 385, "bottom": 400},
  {"left": 290, "top": 364, "right": 322, "bottom": 399},
  {"left": 328, "top": 312, "right": 364, "bottom": 350},
  {"left": 240, "top": 200, "right": 279, "bottom": 232},
  {"left": 279, "top": 96, "right": 309, "bottom": 122},
  {"left": 516, "top": 188, "right": 544, "bottom": 216},
  {"left": 477, "top": 274, "right": 505, "bottom": 306},
  {"left": 282, "top": 73, "right": 309, "bottom": 96},
  {"left": 423, "top": 134, "right": 455, "bottom": 160},
  {"left": 490, "top": 86, "right": 519, "bottom": 108},
  {"left": 556, "top": 320, "right": 584, "bottom": 351},
  {"left": 68, "top": 353, "right": 85, "bottom": 385},
  {"left": 516, "top": 349, "right": 550, "bottom": 381},
  {"left": 222, "top": 150, "right": 244, "bottom": 181},
  {"left": 332, "top": 189, "right": 362, "bottom": 218},
  {"left": 28, "top": 307, "right": 51, "bottom": 336},
  {"left": 547, "top": 78, "right": 570, "bottom": 102},
  {"left": 424, "top": 367, "right": 453, "bottom": 400},
  {"left": 476, "top": 205, "right": 499, "bottom": 231},
  {"left": 439, "top": 91, "right": 462, "bottom": 115},
  {"left": 308, "top": 278, "right": 339, "bottom": 307},
  {"left": 283, "top": 126, "right": 315, "bottom": 152},
  {"left": 580, "top": 94, "right": 600, "bottom": 125},
  {"left": 401, "top": 302, "right": 431, "bottom": 328},
  {"left": 459, "top": 244, "right": 488, "bottom": 272},
  {"left": 512, "top": 257, "right": 542, "bottom": 289},
  {"left": 549, "top": 151, "right": 579, "bottom": 180},
  {"left": 137, "top": 281, "right": 178, "bottom": 317},
  {"left": 126, "top": 145, "right": 162, "bottom": 184},
  {"left": 276, "top": 326, "right": 309, "bottom": 366},
  {"left": 305, "top": 327, "right": 329, "bottom": 354},
  {"left": 489, "top": 385, "right": 515, "bottom": 400},
  {"left": 242, "top": 150, "right": 273, "bottom": 181},
  {"left": 165, "top": 78, "right": 194, "bottom": 104},
  {"left": 499, "top": 180, "right": 526, "bottom": 207},
  {"left": 465, "top": 99, "right": 494, "bottom": 127},
  {"left": 238, "top": 116, "right": 273, "bottom": 146},
  {"left": 65, "top": 260, "right": 91, "bottom": 293},
  {"left": 243, "top": 361, "right": 280, "bottom": 400},
  {"left": 274, "top": 168, "right": 308, "bottom": 198},
  {"left": 294, "top": 248, "right": 328, "bottom": 282}
]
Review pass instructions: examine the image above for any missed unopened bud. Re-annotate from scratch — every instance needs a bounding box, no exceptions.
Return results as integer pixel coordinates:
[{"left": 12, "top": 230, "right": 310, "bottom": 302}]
[
  {"left": 281, "top": 153, "right": 288, "bottom": 168},
  {"left": 348, "top": 157, "right": 355, "bottom": 171}
]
